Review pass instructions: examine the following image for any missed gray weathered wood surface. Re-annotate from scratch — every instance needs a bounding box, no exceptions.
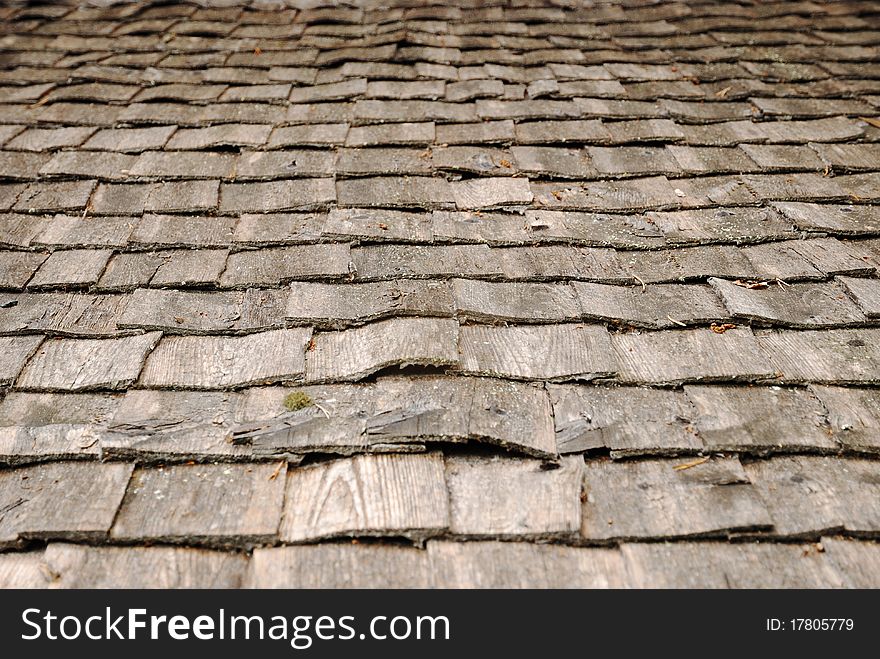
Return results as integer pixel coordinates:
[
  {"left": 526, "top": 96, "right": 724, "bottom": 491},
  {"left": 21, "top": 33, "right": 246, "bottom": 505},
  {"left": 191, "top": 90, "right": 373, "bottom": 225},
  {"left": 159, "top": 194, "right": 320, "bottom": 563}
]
[{"left": 281, "top": 453, "right": 449, "bottom": 542}]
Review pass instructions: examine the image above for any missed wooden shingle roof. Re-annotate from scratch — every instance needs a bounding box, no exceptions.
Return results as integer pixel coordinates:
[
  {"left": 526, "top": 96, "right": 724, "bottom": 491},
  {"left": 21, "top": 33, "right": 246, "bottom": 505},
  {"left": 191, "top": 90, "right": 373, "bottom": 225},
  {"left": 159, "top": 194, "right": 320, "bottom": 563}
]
[{"left": 1, "top": 0, "right": 880, "bottom": 588}]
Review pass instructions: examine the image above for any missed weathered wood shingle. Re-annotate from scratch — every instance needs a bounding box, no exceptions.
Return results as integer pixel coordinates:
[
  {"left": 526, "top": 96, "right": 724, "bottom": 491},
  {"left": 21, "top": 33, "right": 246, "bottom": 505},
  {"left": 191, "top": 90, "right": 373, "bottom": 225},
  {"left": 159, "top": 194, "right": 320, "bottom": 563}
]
[
  {"left": 305, "top": 317, "right": 458, "bottom": 383},
  {"left": 139, "top": 329, "right": 312, "bottom": 389},
  {"left": 111, "top": 464, "right": 286, "bottom": 546},
  {"left": 16, "top": 332, "right": 160, "bottom": 391},
  {"left": 280, "top": 453, "right": 449, "bottom": 542},
  {"left": 459, "top": 324, "right": 616, "bottom": 381},
  {"left": 0, "top": 462, "right": 133, "bottom": 547}
]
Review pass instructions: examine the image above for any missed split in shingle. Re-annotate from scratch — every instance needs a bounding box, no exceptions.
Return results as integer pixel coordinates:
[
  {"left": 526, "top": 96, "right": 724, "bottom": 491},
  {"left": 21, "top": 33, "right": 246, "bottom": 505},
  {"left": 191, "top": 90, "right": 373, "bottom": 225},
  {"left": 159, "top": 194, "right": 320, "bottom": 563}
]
[
  {"left": 453, "top": 279, "right": 582, "bottom": 323},
  {"left": 0, "top": 292, "right": 126, "bottom": 336},
  {"left": 511, "top": 146, "right": 595, "bottom": 178},
  {"left": 32, "top": 214, "right": 136, "bottom": 249},
  {"left": 574, "top": 281, "right": 727, "bottom": 328},
  {"left": 337, "top": 176, "right": 453, "bottom": 209},
  {"left": 812, "top": 385, "right": 880, "bottom": 453},
  {"left": 435, "top": 120, "right": 515, "bottom": 144},
  {"left": 345, "top": 121, "right": 435, "bottom": 146},
  {"left": 131, "top": 151, "right": 238, "bottom": 179},
  {"left": 39, "top": 151, "right": 137, "bottom": 181},
  {"left": 810, "top": 143, "right": 880, "bottom": 171},
  {"left": 232, "top": 375, "right": 557, "bottom": 458},
  {"left": 143, "top": 180, "right": 220, "bottom": 213},
  {"left": 648, "top": 207, "right": 795, "bottom": 245},
  {"left": 336, "top": 147, "right": 431, "bottom": 176},
  {"left": 305, "top": 317, "right": 459, "bottom": 383},
  {"left": 103, "top": 389, "right": 245, "bottom": 461},
  {"left": 451, "top": 177, "right": 532, "bottom": 210},
  {"left": 268, "top": 123, "right": 349, "bottom": 147},
  {"left": 837, "top": 276, "right": 880, "bottom": 318},
  {"left": 0, "top": 251, "right": 47, "bottom": 288},
  {"left": 281, "top": 452, "right": 449, "bottom": 542},
  {"left": 501, "top": 245, "right": 629, "bottom": 282},
  {"left": 773, "top": 202, "right": 880, "bottom": 235},
  {"left": 352, "top": 244, "right": 501, "bottom": 281},
  {"left": 515, "top": 119, "right": 611, "bottom": 144},
  {"left": 0, "top": 336, "right": 44, "bottom": 387},
  {"left": 111, "top": 464, "right": 285, "bottom": 547}
]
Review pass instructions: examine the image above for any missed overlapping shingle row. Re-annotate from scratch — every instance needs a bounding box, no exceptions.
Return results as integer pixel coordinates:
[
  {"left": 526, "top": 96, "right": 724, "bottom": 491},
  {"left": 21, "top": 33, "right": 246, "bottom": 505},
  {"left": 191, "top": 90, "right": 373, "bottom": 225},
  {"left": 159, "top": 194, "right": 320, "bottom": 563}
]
[{"left": 1, "top": 0, "right": 879, "bottom": 588}]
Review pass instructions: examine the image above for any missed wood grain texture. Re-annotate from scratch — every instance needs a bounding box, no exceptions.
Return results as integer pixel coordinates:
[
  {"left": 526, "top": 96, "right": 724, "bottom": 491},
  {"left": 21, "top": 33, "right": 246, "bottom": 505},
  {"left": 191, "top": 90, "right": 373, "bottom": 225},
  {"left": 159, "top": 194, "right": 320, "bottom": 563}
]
[
  {"left": 548, "top": 384, "right": 701, "bottom": 456},
  {"left": 811, "top": 385, "right": 880, "bottom": 452},
  {"left": 0, "top": 462, "right": 133, "bottom": 547},
  {"left": 0, "top": 251, "right": 47, "bottom": 288},
  {"left": 0, "top": 391, "right": 118, "bottom": 464},
  {"left": 445, "top": 455, "right": 582, "bottom": 538},
  {"left": 427, "top": 540, "right": 626, "bottom": 588},
  {"left": 233, "top": 376, "right": 557, "bottom": 458},
  {"left": 220, "top": 244, "right": 351, "bottom": 287},
  {"left": 27, "top": 249, "right": 111, "bottom": 289},
  {"left": 500, "top": 245, "right": 629, "bottom": 281},
  {"left": 280, "top": 452, "right": 449, "bottom": 542},
  {"left": 247, "top": 544, "right": 433, "bottom": 588},
  {"left": 111, "top": 463, "right": 286, "bottom": 545},
  {"left": 459, "top": 323, "right": 615, "bottom": 381},
  {"left": 622, "top": 542, "right": 846, "bottom": 588},
  {"left": 0, "top": 335, "right": 43, "bottom": 386},
  {"left": 685, "top": 385, "right": 837, "bottom": 451},
  {"left": 612, "top": 327, "right": 775, "bottom": 385},
  {"left": 305, "top": 317, "right": 458, "bottom": 383},
  {"left": 821, "top": 537, "right": 880, "bottom": 588},
  {"left": 582, "top": 457, "right": 772, "bottom": 540},
  {"left": 0, "top": 292, "right": 127, "bottom": 336},
  {"left": 43, "top": 543, "right": 249, "bottom": 588},
  {"left": 574, "top": 281, "right": 728, "bottom": 328},
  {"left": 139, "top": 328, "right": 311, "bottom": 389},
  {"left": 710, "top": 277, "right": 866, "bottom": 328},
  {"left": 0, "top": 551, "right": 48, "bottom": 588},
  {"left": 838, "top": 275, "right": 880, "bottom": 318},
  {"left": 744, "top": 456, "right": 880, "bottom": 536},
  {"left": 351, "top": 244, "right": 502, "bottom": 281},
  {"left": 103, "top": 389, "right": 249, "bottom": 460},
  {"left": 16, "top": 332, "right": 160, "bottom": 391},
  {"left": 756, "top": 328, "right": 880, "bottom": 383},
  {"left": 452, "top": 279, "right": 583, "bottom": 323},
  {"left": 119, "top": 287, "right": 289, "bottom": 334},
  {"left": 286, "top": 280, "right": 454, "bottom": 328}
]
